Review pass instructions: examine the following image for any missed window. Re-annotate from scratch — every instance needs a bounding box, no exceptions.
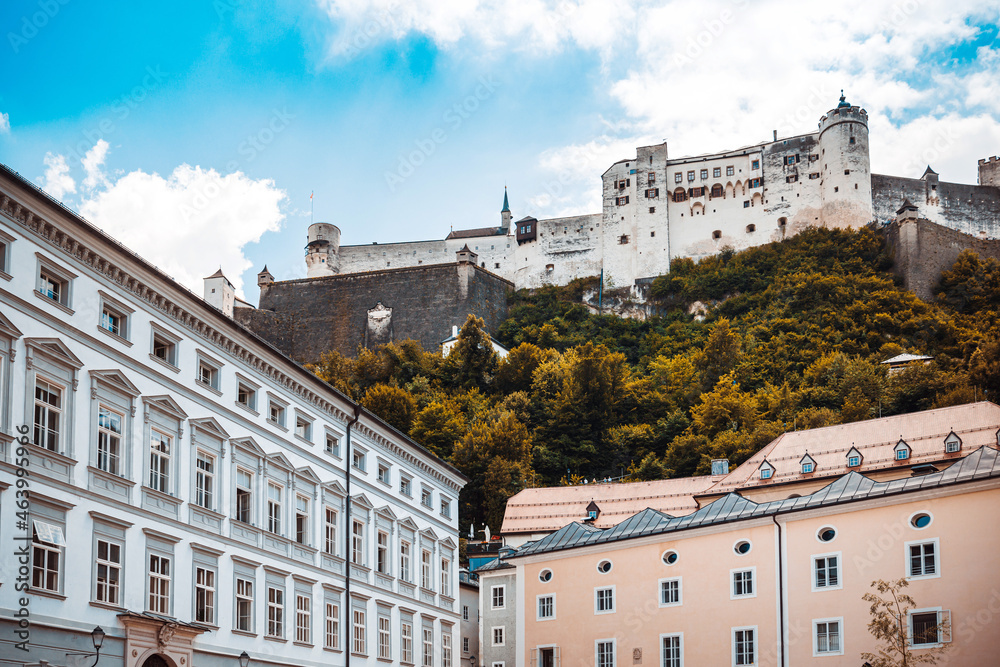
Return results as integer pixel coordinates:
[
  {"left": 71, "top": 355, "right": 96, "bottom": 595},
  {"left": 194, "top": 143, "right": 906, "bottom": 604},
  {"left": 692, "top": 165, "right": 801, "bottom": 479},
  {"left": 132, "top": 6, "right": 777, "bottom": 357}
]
[
  {"left": 151, "top": 328, "right": 178, "bottom": 367},
  {"left": 379, "top": 615, "right": 391, "bottom": 659},
  {"left": 441, "top": 558, "right": 451, "bottom": 596},
  {"left": 726, "top": 166, "right": 734, "bottom": 176},
  {"left": 712, "top": 230, "right": 722, "bottom": 240},
  {"left": 148, "top": 553, "right": 171, "bottom": 614},
  {"left": 662, "top": 634, "right": 682, "bottom": 667},
  {"left": 491, "top": 585, "right": 505, "bottom": 609},
  {"left": 760, "top": 468, "right": 771, "bottom": 479},
  {"left": 402, "top": 620, "right": 414, "bottom": 663},
  {"left": 95, "top": 538, "right": 122, "bottom": 605},
  {"left": 802, "top": 462, "right": 814, "bottom": 474},
  {"left": 849, "top": 136, "right": 856, "bottom": 145},
  {"left": 236, "top": 468, "right": 253, "bottom": 524},
  {"left": 267, "top": 482, "right": 283, "bottom": 534},
  {"left": 441, "top": 498, "right": 452, "bottom": 519},
  {"left": 149, "top": 430, "right": 171, "bottom": 493},
  {"left": 674, "top": 173, "right": 682, "bottom": 183},
  {"left": 32, "top": 521, "right": 64, "bottom": 592},
  {"left": 749, "top": 177, "right": 761, "bottom": 188},
  {"left": 96, "top": 406, "right": 123, "bottom": 475},
  {"left": 353, "top": 609, "right": 367, "bottom": 654},
  {"left": 814, "top": 619, "right": 842, "bottom": 655},
  {"left": 324, "top": 507, "right": 338, "bottom": 555},
  {"left": 352, "top": 520, "right": 365, "bottom": 565},
  {"left": 662, "top": 551, "right": 678, "bottom": 566},
  {"left": 687, "top": 170, "right": 695, "bottom": 182},
  {"left": 618, "top": 234, "right": 630, "bottom": 245},
  {"left": 400, "top": 541, "right": 412, "bottom": 581},
  {"left": 733, "top": 627, "right": 755, "bottom": 666},
  {"left": 33, "top": 378, "right": 62, "bottom": 451},
  {"left": 377, "top": 531, "right": 390, "bottom": 574},
  {"left": 809, "top": 172, "right": 820, "bottom": 179},
  {"left": 400, "top": 475, "right": 412, "bottom": 496},
  {"left": 595, "top": 586, "right": 615, "bottom": 613},
  {"left": 463, "top": 605, "right": 469, "bottom": 621},
  {"left": 645, "top": 188, "right": 659, "bottom": 198},
  {"left": 237, "top": 383, "right": 256, "bottom": 410},
  {"left": 848, "top": 455, "right": 860, "bottom": 466},
  {"left": 785, "top": 155, "right": 797, "bottom": 165},
  {"left": 269, "top": 399, "right": 286, "bottom": 427},
  {"left": 713, "top": 167, "right": 721, "bottom": 178},
  {"left": 378, "top": 463, "right": 390, "bottom": 484},
  {"left": 100, "top": 303, "right": 127, "bottom": 339},
  {"left": 907, "top": 540, "right": 938, "bottom": 578},
  {"left": 236, "top": 578, "right": 254, "bottom": 632},
  {"left": 353, "top": 449, "right": 366, "bottom": 471},
  {"left": 538, "top": 594, "right": 555, "bottom": 619},
  {"left": 910, "top": 512, "right": 932, "bottom": 529},
  {"left": 751, "top": 160, "right": 760, "bottom": 170},
  {"left": 817, "top": 527, "right": 836, "bottom": 543},
  {"left": 492, "top": 627, "right": 505, "bottom": 647},
  {"left": 442, "top": 630, "right": 452, "bottom": 667},
  {"left": 37, "top": 262, "right": 72, "bottom": 308},
  {"left": 268, "top": 586, "right": 284, "bottom": 637},
  {"left": 700, "top": 169, "right": 708, "bottom": 179},
  {"left": 659, "top": 578, "right": 681, "bottom": 606},
  {"left": 325, "top": 602, "right": 340, "bottom": 649},
  {"left": 615, "top": 195, "right": 629, "bottom": 206},
  {"left": 325, "top": 433, "right": 340, "bottom": 457},
  {"left": 844, "top": 169, "right": 850, "bottom": 175},
  {"left": 295, "top": 415, "right": 312, "bottom": 441},
  {"left": 743, "top": 201, "right": 750, "bottom": 208},
  {"left": 195, "top": 451, "right": 215, "bottom": 510},
  {"left": 539, "top": 568, "right": 553, "bottom": 581},
  {"left": 423, "top": 627, "right": 434, "bottom": 667},
  {"left": 463, "top": 637, "right": 470, "bottom": 654},
  {"left": 732, "top": 569, "right": 754, "bottom": 598},
  {"left": 197, "top": 359, "right": 219, "bottom": 391},
  {"left": 786, "top": 175, "right": 798, "bottom": 183},
  {"left": 910, "top": 610, "right": 950, "bottom": 647},
  {"left": 421, "top": 549, "right": 432, "bottom": 589},
  {"left": 734, "top": 540, "right": 751, "bottom": 555},
  {"left": 195, "top": 566, "right": 216, "bottom": 624},
  {"left": 421, "top": 487, "right": 432, "bottom": 508},
  {"left": 295, "top": 495, "right": 309, "bottom": 544},
  {"left": 597, "top": 560, "right": 612, "bottom": 573},
  {"left": 648, "top": 172, "right": 656, "bottom": 183},
  {"left": 596, "top": 640, "right": 615, "bottom": 667},
  {"left": 297, "top": 594, "right": 312, "bottom": 644},
  {"left": 814, "top": 555, "right": 840, "bottom": 589}
]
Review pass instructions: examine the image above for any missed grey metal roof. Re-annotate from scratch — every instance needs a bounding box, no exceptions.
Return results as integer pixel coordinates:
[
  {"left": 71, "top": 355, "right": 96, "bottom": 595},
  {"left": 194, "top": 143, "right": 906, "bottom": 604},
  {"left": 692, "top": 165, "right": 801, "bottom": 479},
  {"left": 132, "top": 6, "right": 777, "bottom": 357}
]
[{"left": 512, "top": 446, "right": 1000, "bottom": 558}]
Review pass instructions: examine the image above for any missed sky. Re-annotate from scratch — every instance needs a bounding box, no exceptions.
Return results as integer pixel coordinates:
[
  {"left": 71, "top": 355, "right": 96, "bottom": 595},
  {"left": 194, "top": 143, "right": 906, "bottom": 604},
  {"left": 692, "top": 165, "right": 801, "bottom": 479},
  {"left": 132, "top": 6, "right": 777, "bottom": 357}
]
[{"left": 1, "top": 0, "right": 998, "bottom": 302}]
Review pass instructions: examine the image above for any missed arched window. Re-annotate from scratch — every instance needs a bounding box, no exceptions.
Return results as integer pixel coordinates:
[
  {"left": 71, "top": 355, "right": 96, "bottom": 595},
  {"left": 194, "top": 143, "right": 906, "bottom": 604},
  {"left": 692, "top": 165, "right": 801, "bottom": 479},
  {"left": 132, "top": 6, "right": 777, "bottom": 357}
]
[
  {"left": 710, "top": 184, "right": 724, "bottom": 198},
  {"left": 746, "top": 224, "right": 756, "bottom": 233},
  {"left": 778, "top": 217, "right": 787, "bottom": 228},
  {"left": 712, "top": 230, "right": 722, "bottom": 240}
]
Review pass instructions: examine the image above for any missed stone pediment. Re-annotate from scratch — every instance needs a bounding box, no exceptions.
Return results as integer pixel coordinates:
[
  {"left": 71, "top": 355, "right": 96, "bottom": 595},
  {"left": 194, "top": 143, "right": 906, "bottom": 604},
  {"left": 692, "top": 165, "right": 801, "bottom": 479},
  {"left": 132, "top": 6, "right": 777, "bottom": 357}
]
[
  {"left": 143, "top": 395, "right": 188, "bottom": 420},
  {"left": 90, "top": 369, "right": 141, "bottom": 397},
  {"left": 25, "top": 337, "right": 83, "bottom": 369}
]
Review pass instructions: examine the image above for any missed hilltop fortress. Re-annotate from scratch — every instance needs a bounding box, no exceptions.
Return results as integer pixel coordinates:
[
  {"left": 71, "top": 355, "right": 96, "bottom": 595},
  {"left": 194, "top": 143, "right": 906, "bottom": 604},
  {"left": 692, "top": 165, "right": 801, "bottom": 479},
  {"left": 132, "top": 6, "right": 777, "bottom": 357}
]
[
  {"left": 224, "top": 95, "right": 1000, "bottom": 359},
  {"left": 299, "top": 94, "right": 1000, "bottom": 291}
]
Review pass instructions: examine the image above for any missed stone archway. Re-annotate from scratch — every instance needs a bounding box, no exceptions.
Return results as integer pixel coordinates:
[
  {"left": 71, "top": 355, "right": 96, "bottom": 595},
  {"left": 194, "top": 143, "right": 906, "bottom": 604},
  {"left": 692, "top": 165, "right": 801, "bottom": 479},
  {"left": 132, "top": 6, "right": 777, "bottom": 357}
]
[
  {"left": 118, "top": 612, "right": 206, "bottom": 667},
  {"left": 142, "top": 656, "right": 172, "bottom": 667}
]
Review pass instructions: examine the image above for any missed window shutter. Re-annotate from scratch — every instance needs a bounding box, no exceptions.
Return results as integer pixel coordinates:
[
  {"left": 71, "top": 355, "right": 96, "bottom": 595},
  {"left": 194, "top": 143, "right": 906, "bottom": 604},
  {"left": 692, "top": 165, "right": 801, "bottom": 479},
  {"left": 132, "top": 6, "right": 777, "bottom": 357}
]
[
  {"left": 626, "top": 178, "right": 631, "bottom": 187},
  {"left": 939, "top": 610, "right": 952, "bottom": 643}
]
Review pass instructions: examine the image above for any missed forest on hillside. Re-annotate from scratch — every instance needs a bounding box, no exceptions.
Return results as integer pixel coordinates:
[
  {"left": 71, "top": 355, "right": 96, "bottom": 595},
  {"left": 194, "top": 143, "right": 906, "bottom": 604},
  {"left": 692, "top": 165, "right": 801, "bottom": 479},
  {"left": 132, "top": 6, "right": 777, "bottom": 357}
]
[{"left": 307, "top": 227, "right": 1000, "bottom": 535}]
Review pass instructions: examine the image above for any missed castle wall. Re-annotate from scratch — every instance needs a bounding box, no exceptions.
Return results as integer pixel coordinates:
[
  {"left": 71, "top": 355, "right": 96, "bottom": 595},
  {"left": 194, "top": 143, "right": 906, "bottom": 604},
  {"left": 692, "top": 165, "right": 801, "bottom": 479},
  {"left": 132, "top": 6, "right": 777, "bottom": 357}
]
[
  {"left": 884, "top": 217, "right": 1000, "bottom": 301},
  {"left": 872, "top": 174, "right": 1000, "bottom": 237},
  {"left": 338, "top": 235, "right": 517, "bottom": 276},
  {"left": 512, "top": 213, "right": 604, "bottom": 288},
  {"left": 981, "top": 156, "right": 1000, "bottom": 187},
  {"left": 239, "top": 262, "right": 513, "bottom": 360}
]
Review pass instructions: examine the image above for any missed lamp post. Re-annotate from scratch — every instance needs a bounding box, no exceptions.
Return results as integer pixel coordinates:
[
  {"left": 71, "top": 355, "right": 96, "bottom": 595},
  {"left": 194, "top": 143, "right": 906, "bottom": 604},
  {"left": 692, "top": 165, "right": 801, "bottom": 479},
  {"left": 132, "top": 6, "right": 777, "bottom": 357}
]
[
  {"left": 90, "top": 626, "right": 105, "bottom": 666},
  {"left": 239, "top": 651, "right": 251, "bottom": 667}
]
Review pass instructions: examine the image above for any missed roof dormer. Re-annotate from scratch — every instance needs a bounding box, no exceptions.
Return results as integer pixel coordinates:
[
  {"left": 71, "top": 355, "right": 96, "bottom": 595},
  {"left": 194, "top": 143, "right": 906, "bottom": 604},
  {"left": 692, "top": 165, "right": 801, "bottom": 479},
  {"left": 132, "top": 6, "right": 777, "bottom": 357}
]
[
  {"left": 758, "top": 460, "right": 775, "bottom": 481},
  {"left": 846, "top": 446, "right": 863, "bottom": 468},
  {"left": 894, "top": 438, "right": 911, "bottom": 461},
  {"left": 584, "top": 500, "right": 600, "bottom": 522},
  {"left": 799, "top": 452, "right": 816, "bottom": 474},
  {"left": 944, "top": 431, "right": 962, "bottom": 454}
]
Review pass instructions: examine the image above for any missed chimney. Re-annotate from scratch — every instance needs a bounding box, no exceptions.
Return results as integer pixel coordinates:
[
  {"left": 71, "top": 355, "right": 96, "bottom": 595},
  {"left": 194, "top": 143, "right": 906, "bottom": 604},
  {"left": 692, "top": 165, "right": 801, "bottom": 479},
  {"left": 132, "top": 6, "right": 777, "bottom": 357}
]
[{"left": 452, "top": 325, "right": 459, "bottom": 337}]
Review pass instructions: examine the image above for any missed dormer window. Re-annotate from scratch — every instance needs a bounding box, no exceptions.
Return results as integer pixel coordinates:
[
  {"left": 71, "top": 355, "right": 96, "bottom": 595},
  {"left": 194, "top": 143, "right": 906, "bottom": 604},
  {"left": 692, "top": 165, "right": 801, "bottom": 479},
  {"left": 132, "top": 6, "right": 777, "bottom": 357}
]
[
  {"left": 758, "top": 460, "right": 775, "bottom": 480},
  {"left": 800, "top": 453, "right": 816, "bottom": 475},
  {"left": 585, "top": 501, "right": 600, "bottom": 522},
  {"left": 802, "top": 463, "right": 814, "bottom": 473},
  {"left": 894, "top": 439, "right": 911, "bottom": 461},
  {"left": 944, "top": 431, "right": 961, "bottom": 454},
  {"left": 846, "top": 447, "right": 863, "bottom": 468}
]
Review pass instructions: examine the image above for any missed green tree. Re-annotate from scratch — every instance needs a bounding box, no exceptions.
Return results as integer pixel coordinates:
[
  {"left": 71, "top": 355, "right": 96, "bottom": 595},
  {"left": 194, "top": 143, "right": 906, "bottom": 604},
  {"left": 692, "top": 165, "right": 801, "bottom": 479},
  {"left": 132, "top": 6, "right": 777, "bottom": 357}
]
[
  {"left": 361, "top": 384, "right": 416, "bottom": 433},
  {"left": 443, "top": 314, "right": 500, "bottom": 390},
  {"left": 410, "top": 401, "right": 466, "bottom": 460}
]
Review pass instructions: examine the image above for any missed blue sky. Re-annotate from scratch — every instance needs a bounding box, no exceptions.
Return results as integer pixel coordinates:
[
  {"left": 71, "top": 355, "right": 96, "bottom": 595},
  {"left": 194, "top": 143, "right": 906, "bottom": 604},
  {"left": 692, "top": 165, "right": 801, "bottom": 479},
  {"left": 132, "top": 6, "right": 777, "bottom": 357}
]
[{"left": 1, "top": 0, "right": 998, "bottom": 300}]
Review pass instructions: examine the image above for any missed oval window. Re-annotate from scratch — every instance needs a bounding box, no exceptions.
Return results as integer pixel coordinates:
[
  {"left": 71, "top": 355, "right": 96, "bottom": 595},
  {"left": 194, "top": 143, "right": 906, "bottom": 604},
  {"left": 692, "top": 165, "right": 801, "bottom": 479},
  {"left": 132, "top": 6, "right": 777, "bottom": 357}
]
[
  {"left": 911, "top": 512, "right": 932, "bottom": 529},
  {"left": 734, "top": 540, "right": 751, "bottom": 555},
  {"left": 539, "top": 569, "right": 553, "bottom": 583},
  {"left": 597, "top": 560, "right": 613, "bottom": 574},
  {"left": 662, "top": 551, "right": 679, "bottom": 565},
  {"left": 818, "top": 527, "right": 836, "bottom": 543}
]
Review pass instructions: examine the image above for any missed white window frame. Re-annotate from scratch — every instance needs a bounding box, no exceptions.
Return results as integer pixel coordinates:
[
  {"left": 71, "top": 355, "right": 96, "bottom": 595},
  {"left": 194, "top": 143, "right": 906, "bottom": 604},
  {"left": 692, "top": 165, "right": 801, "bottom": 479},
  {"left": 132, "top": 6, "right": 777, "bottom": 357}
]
[
  {"left": 295, "top": 494, "right": 310, "bottom": 545},
  {"left": 377, "top": 530, "right": 390, "bottom": 575},
  {"left": 730, "top": 567, "right": 756, "bottom": 600},
  {"left": 98, "top": 292, "right": 132, "bottom": 342},
  {"left": 236, "top": 377, "right": 258, "bottom": 412},
  {"left": 325, "top": 600, "right": 340, "bottom": 650},
  {"left": 905, "top": 538, "right": 940, "bottom": 580},
  {"left": 94, "top": 537, "right": 123, "bottom": 605},
  {"left": 421, "top": 549, "right": 433, "bottom": 590},
  {"left": 195, "top": 565, "right": 217, "bottom": 625},
  {"left": 150, "top": 324, "right": 180, "bottom": 368},
  {"left": 441, "top": 557, "right": 451, "bottom": 596},
  {"left": 353, "top": 447, "right": 367, "bottom": 472},
  {"left": 33, "top": 376, "right": 64, "bottom": 452},
  {"left": 294, "top": 410, "right": 314, "bottom": 442},
  {"left": 147, "top": 552, "right": 172, "bottom": 615},
  {"left": 536, "top": 593, "right": 556, "bottom": 621},
  {"left": 659, "top": 577, "right": 682, "bottom": 607},
  {"left": 400, "top": 540, "right": 412, "bottom": 582},
  {"left": 148, "top": 428, "right": 172, "bottom": 493},
  {"left": 660, "top": 632, "right": 683, "bottom": 667},
  {"left": 378, "top": 614, "right": 392, "bottom": 659},
  {"left": 812, "top": 552, "right": 842, "bottom": 591},
  {"left": 96, "top": 404, "right": 125, "bottom": 476},
  {"left": 296, "top": 592, "right": 313, "bottom": 644},
  {"left": 267, "top": 585, "right": 285, "bottom": 638},
  {"left": 352, "top": 519, "right": 366, "bottom": 566},
  {"left": 595, "top": 638, "right": 616, "bottom": 667},
  {"left": 400, "top": 474, "right": 413, "bottom": 496},
  {"left": 36, "top": 255, "right": 75, "bottom": 310},
  {"left": 423, "top": 626, "right": 434, "bottom": 667},
  {"left": 812, "top": 617, "right": 844, "bottom": 656},
  {"left": 908, "top": 607, "right": 950, "bottom": 648},
  {"left": 235, "top": 577, "right": 254, "bottom": 633},
  {"left": 492, "top": 626, "right": 505, "bottom": 647},
  {"left": 325, "top": 430, "right": 342, "bottom": 458},
  {"left": 195, "top": 352, "right": 222, "bottom": 392},
  {"left": 268, "top": 395, "right": 288, "bottom": 428},
  {"left": 267, "top": 482, "right": 283, "bottom": 535},
  {"left": 194, "top": 450, "right": 216, "bottom": 510},
  {"left": 324, "top": 506, "right": 338, "bottom": 556},
  {"left": 235, "top": 467, "right": 254, "bottom": 524},
  {"left": 491, "top": 584, "right": 506, "bottom": 610},
  {"left": 595, "top": 585, "right": 616, "bottom": 615},
  {"left": 442, "top": 627, "right": 453, "bottom": 667},
  {"left": 732, "top": 626, "right": 757, "bottom": 666},
  {"left": 378, "top": 462, "right": 391, "bottom": 484},
  {"left": 401, "top": 620, "right": 414, "bottom": 663}
]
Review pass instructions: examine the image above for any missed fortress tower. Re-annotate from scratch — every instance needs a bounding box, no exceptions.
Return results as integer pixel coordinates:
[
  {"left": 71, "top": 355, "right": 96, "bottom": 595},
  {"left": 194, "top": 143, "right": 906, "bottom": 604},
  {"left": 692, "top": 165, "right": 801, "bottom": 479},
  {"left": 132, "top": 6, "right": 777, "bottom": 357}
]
[
  {"left": 305, "top": 222, "right": 341, "bottom": 278},
  {"left": 817, "top": 92, "right": 873, "bottom": 227},
  {"left": 980, "top": 156, "right": 1000, "bottom": 188}
]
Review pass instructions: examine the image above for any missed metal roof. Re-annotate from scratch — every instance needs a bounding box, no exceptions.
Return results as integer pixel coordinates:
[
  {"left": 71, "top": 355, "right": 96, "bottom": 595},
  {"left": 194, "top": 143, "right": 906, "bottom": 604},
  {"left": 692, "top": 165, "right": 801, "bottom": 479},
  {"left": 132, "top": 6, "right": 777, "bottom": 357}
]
[{"left": 511, "top": 446, "right": 1000, "bottom": 558}]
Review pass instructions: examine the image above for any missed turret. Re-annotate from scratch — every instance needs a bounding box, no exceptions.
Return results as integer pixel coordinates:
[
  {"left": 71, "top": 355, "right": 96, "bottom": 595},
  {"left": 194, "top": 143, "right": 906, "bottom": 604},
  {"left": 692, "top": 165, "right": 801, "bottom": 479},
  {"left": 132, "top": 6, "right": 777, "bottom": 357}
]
[
  {"left": 204, "top": 268, "right": 236, "bottom": 317},
  {"left": 817, "top": 91, "right": 872, "bottom": 228},
  {"left": 257, "top": 265, "right": 274, "bottom": 288},
  {"left": 456, "top": 244, "right": 478, "bottom": 265},
  {"left": 500, "top": 187, "right": 512, "bottom": 232},
  {"left": 305, "top": 222, "right": 341, "bottom": 278},
  {"left": 979, "top": 156, "right": 1000, "bottom": 188}
]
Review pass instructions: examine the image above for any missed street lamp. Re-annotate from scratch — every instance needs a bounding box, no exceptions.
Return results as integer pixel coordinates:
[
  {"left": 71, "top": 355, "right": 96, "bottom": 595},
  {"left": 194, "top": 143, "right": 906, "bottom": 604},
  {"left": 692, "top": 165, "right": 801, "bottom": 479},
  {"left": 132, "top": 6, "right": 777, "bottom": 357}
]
[
  {"left": 239, "top": 651, "right": 251, "bottom": 667},
  {"left": 90, "top": 626, "right": 105, "bottom": 666}
]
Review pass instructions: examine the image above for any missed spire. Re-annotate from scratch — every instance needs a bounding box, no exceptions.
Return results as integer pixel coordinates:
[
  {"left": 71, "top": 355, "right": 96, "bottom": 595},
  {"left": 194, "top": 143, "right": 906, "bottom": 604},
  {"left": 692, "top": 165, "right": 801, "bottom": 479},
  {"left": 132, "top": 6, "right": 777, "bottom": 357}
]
[
  {"left": 837, "top": 90, "right": 850, "bottom": 108},
  {"left": 501, "top": 187, "right": 510, "bottom": 213}
]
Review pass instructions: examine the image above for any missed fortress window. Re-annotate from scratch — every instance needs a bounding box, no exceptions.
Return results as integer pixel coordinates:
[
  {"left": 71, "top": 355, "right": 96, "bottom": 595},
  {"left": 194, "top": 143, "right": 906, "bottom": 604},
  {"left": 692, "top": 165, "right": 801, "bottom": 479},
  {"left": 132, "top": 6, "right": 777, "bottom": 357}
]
[
  {"left": 700, "top": 169, "right": 708, "bottom": 180},
  {"left": 746, "top": 224, "right": 756, "bottom": 233},
  {"left": 687, "top": 171, "right": 695, "bottom": 182},
  {"left": 834, "top": 187, "right": 839, "bottom": 193},
  {"left": 778, "top": 217, "right": 787, "bottom": 228},
  {"left": 855, "top": 184, "right": 858, "bottom": 189},
  {"left": 650, "top": 230, "right": 655, "bottom": 236},
  {"left": 712, "top": 230, "right": 722, "bottom": 240},
  {"left": 495, "top": 263, "right": 500, "bottom": 269},
  {"left": 849, "top": 137, "right": 856, "bottom": 145},
  {"left": 546, "top": 264, "right": 554, "bottom": 272},
  {"left": 809, "top": 173, "right": 820, "bottom": 179},
  {"left": 649, "top": 208, "right": 656, "bottom": 214},
  {"left": 618, "top": 235, "right": 630, "bottom": 245},
  {"left": 675, "top": 173, "right": 683, "bottom": 183},
  {"left": 648, "top": 173, "right": 656, "bottom": 183},
  {"left": 726, "top": 166, "right": 734, "bottom": 176},
  {"left": 844, "top": 169, "right": 850, "bottom": 175},
  {"left": 752, "top": 160, "right": 760, "bottom": 170},
  {"left": 785, "top": 155, "right": 798, "bottom": 165},
  {"left": 810, "top": 154, "right": 819, "bottom": 162},
  {"left": 744, "top": 201, "right": 750, "bottom": 208},
  {"left": 645, "top": 188, "right": 659, "bottom": 198},
  {"left": 713, "top": 167, "right": 721, "bottom": 178},
  {"left": 710, "top": 184, "right": 724, "bottom": 197},
  {"left": 786, "top": 175, "right": 798, "bottom": 183}
]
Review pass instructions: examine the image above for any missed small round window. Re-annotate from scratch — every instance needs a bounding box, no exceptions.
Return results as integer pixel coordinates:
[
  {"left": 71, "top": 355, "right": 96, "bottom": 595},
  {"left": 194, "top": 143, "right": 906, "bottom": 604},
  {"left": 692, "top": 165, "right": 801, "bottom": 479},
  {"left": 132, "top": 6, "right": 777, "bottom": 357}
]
[
  {"left": 539, "top": 569, "right": 553, "bottom": 583},
  {"left": 734, "top": 540, "right": 752, "bottom": 555},
  {"left": 818, "top": 527, "right": 837, "bottom": 543},
  {"left": 662, "top": 550, "right": 679, "bottom": 566},
  {"left": 910, "top": 512, "right": 932, "bottom": 529},
  {"left": 597, "top": 560, "right": 613, "bottom": 574}
]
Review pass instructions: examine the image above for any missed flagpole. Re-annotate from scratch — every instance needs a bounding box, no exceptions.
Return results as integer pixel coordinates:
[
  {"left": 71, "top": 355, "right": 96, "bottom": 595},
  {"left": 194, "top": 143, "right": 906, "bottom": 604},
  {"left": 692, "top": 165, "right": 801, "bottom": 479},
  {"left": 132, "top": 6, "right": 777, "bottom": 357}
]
[{"left": 310, "top": 191, "right": 314, "bottom": 225}]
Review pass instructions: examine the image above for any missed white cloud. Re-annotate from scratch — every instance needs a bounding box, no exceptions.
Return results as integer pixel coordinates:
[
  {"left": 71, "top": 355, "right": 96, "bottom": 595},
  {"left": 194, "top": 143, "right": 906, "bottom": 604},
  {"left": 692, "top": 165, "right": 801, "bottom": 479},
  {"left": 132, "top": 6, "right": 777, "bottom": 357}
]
[
  {"left": 40, "top": 153, "right": 77, "bottom": 201},
  {"left": 0, "top": 112, "right": 9, "bottom": 135},
  {"left": 74, "top": 159, "right": 286, "bottom": 296},
  {"left": 82, "top": 139, "right": 110, "bottom": 190}
]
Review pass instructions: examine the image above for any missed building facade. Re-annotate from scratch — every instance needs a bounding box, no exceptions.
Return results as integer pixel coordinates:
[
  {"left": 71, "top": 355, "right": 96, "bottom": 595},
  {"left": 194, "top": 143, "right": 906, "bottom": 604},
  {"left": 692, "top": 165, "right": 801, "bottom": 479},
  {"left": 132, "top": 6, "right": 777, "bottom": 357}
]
[
  {"left": 458, "top": 569, "right": 480, "bottom": 667},
  {"left": 0, "top": 163, "right": 467, "bottom": 667}
]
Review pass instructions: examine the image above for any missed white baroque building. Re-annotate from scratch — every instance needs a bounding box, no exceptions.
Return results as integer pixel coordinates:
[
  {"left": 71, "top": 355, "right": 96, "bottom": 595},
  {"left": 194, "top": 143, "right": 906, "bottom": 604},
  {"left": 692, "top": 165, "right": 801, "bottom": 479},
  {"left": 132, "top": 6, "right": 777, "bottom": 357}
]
[{"left": 0, "top": 163, "right": 467, "bottom": 667}]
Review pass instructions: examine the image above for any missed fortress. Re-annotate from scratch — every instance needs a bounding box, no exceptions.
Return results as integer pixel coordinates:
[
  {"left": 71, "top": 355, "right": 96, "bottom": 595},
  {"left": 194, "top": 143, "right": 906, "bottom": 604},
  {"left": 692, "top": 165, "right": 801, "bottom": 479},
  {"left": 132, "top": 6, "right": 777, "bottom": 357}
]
[{"left": 223, "top": 94, "right": 1000, "bottom": 358}]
